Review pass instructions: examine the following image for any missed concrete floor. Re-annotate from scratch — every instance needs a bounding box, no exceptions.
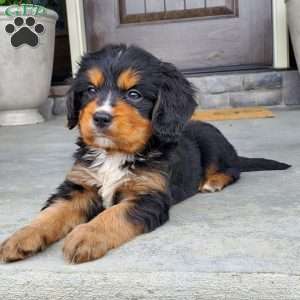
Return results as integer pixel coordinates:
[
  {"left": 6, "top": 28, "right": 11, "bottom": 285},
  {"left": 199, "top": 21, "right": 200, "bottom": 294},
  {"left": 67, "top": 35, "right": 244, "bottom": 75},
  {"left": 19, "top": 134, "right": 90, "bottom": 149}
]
[{"left": 0, "top": 110, "right": 300, "bottom": 300}]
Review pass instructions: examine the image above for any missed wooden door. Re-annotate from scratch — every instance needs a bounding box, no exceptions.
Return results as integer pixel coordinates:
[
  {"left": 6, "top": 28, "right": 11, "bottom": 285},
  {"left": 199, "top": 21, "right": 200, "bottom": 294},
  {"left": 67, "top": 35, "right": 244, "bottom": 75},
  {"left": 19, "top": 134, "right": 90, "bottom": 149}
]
[{"left": 83, "top": 0, "right": 273, "bottom": 70}]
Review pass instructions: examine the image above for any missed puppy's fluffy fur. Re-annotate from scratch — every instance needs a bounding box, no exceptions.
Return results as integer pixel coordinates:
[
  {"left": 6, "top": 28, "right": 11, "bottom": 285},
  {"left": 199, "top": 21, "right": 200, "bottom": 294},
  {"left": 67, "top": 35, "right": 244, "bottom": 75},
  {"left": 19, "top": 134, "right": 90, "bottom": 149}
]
[{"left": 0, "top": 44, "right": 290, "bottom": 264}]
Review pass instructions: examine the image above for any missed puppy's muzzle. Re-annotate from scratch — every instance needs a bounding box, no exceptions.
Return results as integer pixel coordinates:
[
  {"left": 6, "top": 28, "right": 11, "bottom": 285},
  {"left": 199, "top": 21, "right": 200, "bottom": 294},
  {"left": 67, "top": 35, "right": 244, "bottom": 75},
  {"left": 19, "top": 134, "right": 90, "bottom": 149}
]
[{"left": 93, "top": 112, "right": 112, "bottom": 129}]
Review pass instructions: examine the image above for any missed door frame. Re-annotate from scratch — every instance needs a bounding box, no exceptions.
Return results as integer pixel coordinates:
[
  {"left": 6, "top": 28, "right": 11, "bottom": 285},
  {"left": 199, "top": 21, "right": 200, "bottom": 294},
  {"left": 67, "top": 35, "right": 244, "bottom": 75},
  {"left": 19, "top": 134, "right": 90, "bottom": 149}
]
[
  {"left": 272, "top": 0, "right": 289, "bottom": 69},
  {"left": 65, "top": 0, "right": 87, "bottom": 75},
  {"left": 66, "top": 0, "right": 289, "bottom": 76}
]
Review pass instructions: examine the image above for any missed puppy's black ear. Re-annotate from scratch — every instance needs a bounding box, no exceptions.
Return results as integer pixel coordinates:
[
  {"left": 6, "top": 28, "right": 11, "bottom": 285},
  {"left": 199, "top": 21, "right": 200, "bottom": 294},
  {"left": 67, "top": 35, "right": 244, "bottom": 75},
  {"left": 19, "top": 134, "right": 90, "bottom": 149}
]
[
  {"left": 66, "top": 87, "right": 80, "bottom": 130},
  {"left": 152, "top": 62, "right": 197, "bottom": 142}
]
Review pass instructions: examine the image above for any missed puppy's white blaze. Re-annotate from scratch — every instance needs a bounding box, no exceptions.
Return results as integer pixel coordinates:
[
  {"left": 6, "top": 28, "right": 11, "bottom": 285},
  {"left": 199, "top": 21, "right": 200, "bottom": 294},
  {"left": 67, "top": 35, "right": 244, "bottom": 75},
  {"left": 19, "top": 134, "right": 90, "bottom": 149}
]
[
  {"left": 96, "top": 90, "right": 113, "bottom": 114},
  {"left": 96, "top": 104, "right": 112, "bottom": 114},
  {"left": 88, "top": 150, "right": 134, "bottom": 208}
]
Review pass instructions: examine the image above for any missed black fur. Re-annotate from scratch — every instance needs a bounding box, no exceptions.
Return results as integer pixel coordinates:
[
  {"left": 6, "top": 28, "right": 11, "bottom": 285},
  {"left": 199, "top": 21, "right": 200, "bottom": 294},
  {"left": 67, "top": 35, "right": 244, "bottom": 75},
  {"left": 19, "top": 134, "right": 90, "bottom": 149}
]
[
  {"left": 73, "top": 137, "right": 98, "bottom": 167},
  {"left": 43, "top": 180, "right": 85, "bottom": 210},
  {"left": 66, "top": 88, "right": 81, "bottom": 130},
  {"left": 86, "top": 197, "right": 104, "bottom": 222},
  {"left": 43, "top": 179, "right": 104, "bottom": 221},
  {"left": 152, "top": 62, "right": 197, "bottom": 142},
  {"left": 238, "top": 157, "right": 291, "bottom": 172},
  {"left": 127, "top": 192, "right": 171, "bottom": 232}
]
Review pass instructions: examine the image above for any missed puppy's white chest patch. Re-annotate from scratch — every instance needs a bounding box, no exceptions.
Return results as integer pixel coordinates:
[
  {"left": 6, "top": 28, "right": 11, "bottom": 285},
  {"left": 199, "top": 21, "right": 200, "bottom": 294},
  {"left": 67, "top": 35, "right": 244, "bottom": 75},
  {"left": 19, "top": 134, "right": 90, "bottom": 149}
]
[{"left": 89, "top": 151, "right": 134, "bottom": 208}]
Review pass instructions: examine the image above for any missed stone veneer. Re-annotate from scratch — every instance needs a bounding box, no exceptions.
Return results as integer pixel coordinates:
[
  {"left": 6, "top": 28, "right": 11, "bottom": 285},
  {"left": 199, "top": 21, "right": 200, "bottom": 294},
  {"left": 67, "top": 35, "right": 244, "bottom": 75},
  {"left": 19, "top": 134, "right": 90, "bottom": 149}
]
[
  {"left": 189, "top": 70, "right": 300, "bottom": 109},
  {"left": 40, "top": 70, "right": 300, "bottom": 120}
]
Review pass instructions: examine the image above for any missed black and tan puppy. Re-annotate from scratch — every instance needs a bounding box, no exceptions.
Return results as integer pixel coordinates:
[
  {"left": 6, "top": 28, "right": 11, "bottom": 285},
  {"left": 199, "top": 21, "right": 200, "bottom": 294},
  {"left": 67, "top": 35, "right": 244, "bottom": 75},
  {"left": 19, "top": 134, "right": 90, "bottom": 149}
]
[{"left": 0, "top": 44, "right": 290, "bottom": 264}]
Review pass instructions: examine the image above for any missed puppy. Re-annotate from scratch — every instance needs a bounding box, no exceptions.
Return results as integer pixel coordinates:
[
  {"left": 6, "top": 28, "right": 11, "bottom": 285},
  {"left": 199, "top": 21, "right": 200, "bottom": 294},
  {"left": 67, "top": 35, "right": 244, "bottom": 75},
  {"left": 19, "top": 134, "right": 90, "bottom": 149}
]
[{"left": 0, "top": 44, "right": 290, "bottom": 264}]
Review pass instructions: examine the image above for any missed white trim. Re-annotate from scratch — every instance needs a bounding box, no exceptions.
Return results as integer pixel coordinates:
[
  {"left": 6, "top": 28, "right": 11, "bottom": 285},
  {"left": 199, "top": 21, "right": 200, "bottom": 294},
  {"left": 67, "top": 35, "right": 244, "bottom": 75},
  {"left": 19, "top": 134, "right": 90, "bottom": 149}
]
[
  {"left": 273, "top": 0, "right": 289, "bottom": 69},
  {"left": 66, "top": 0, "right": 87, "bottom": 76}
]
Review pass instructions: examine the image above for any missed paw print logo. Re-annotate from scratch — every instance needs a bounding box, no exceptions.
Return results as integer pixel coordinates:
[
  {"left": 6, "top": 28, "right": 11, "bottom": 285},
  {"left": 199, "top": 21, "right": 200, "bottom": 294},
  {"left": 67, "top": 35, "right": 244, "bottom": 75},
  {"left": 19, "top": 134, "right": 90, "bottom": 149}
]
[{"left": 5, "top": 17, "right": 45, "bottom": 48}]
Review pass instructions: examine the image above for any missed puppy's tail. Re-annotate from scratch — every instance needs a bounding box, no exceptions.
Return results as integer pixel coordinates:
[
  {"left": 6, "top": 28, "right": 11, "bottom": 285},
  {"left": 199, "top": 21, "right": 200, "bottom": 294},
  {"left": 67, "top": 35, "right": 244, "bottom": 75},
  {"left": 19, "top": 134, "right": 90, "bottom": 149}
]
[{"left": 238, "top": 156, "right": 291, "bottom": 172}]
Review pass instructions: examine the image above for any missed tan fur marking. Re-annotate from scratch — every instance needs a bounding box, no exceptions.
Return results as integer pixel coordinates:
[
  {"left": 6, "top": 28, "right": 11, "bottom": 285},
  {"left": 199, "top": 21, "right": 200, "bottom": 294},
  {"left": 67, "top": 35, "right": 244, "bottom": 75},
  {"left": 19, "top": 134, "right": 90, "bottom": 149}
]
[
  {"left": 63, "top": 202, "right": 143, "bottom": 263},
  {"left": 205, "top": 165, "right": 218, "bottom": 177},
  {"left": 79, "top": 100, "right": 97, "bottom": 146},
  {"left": 200, "top": 172, "right": 233, "bottom": 193},
  {"left": 66, "top": 167, "right": 96, "bottom": 192},
  {"left": 198, "top": 165, "right": 217, "bottom": 191},
  {"left": 78, "top": 99, "right": 152, "bottom": 153},
  {"left": 0, "top": 190, "right": 97, "bottom": 262},
  {"left": 117, "top": 170, "right": 166, "bottom": 199},
  {"left": 31, "top": 192, "right": 95, "bottom": 241},
  {"left": 117, "top": 69, "right": 140, "bottom": 90},
  {"left": 108, "top": 101, "right": 152, "bottom": 153},
  {"left": 87, "top": 68, "right": 104, "bottom": 87}
]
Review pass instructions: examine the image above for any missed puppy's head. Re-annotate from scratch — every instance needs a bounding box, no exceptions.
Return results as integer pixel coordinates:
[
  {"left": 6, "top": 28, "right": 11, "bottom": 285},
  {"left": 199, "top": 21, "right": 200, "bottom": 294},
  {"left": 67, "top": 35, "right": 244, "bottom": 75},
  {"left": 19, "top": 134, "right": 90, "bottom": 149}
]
[{"left": 67, "top": 44, "right": 196, "bottom": 153}]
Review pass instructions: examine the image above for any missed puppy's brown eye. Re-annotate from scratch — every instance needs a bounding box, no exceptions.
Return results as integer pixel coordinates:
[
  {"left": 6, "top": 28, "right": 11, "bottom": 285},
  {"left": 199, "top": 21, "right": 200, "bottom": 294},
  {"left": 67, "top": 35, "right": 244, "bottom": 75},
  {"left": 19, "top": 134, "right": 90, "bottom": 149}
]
[
  {"left": 88, "top": 86, "right": 97, "bottom": 94},
  {"left": 127, "top": 89, "right": 142, "bottom": 101}
]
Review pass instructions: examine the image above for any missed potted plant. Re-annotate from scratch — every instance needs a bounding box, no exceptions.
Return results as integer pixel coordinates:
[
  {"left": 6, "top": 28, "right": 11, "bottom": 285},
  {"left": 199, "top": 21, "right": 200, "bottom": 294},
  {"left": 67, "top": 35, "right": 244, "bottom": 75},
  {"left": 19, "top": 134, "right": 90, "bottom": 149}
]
[
  {"left": 0, "top": 0, "right": 58, "bottom": 125},
  {"left": 286, "top": 0, "right": 300, "bottom": 72}
]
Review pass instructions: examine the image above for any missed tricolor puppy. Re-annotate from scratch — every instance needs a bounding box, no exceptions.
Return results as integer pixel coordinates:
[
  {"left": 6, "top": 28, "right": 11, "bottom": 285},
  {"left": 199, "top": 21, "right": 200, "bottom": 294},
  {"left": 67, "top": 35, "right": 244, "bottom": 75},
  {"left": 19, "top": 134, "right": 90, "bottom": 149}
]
[{"left": 0, "top": 44, "right": 290, "bottom": 264}]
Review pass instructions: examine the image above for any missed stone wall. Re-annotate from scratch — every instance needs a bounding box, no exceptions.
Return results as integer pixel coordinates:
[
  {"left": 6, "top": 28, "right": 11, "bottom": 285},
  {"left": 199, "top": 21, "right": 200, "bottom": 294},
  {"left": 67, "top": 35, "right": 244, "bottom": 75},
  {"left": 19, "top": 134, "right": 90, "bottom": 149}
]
[
  {"left": 189, "top": 70, "right": 300, "bottom": 109},
  {"left": 40, "top": 70, "right": 300, "bottom": 119}
]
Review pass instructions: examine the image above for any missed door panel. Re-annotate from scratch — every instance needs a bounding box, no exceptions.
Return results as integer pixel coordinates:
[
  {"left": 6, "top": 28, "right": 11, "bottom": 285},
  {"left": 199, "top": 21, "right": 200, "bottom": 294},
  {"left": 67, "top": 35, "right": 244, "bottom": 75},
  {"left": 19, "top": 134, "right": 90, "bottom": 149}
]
[
  {"left": 186, "top": 0, "right": 205, "bottom": 9},
  {"left": 84, "top": 0, "right": 273, "bottom": 70},
  {"left": 120, "top": 0, "right": 238, "bottom": 23},
  {"left": 147, "top": 1, "right": 165, "bottom": 13}
]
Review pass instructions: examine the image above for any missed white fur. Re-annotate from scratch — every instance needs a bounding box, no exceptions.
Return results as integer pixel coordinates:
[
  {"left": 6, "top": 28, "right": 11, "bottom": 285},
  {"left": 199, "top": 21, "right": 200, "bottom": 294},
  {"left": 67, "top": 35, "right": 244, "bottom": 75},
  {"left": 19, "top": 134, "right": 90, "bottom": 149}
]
[
  {"left": 97, "top": 102, "right": 112, "bottom": 114},
  {"left": 96, "top": 91, "right": 113, "bottom": 114},
  {"left": 87, "top": 150, "right": 134, "bottom": 208},
  {"left": 201, "top": 182, "right": 222, "bottom": 193},
  {"left": 94, "top": 136, "right": 115, "bottom": 148}
]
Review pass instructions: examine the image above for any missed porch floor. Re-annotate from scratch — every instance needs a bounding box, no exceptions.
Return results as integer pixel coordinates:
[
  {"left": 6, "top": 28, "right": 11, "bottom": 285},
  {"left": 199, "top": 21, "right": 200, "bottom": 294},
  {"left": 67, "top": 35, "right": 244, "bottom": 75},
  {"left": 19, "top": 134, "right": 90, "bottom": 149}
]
[{"left": 0, "top": 109, "right": 300, "bottom": 300}]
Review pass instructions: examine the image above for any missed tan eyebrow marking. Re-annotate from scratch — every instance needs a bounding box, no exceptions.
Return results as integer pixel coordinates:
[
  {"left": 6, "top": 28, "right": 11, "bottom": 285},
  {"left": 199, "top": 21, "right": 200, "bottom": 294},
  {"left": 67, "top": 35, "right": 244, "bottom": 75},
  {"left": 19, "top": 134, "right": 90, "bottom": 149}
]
[
  {"left": 117, "top": 68, "right": 140, "bottom": 90},
  {"left": 87, "top": 68, "right": 105, "bottom": 87}
]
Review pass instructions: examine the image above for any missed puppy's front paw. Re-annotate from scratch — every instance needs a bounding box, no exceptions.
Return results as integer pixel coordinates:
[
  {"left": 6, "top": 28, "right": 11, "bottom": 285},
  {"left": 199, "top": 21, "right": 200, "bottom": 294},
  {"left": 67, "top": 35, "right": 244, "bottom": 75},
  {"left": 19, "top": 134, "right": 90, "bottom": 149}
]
[
  {"left": 0, "top": 226, "right": 45, "bottom": 262},
  {"left": 63, "top": 224, "right": 109, "bottom": 264}
]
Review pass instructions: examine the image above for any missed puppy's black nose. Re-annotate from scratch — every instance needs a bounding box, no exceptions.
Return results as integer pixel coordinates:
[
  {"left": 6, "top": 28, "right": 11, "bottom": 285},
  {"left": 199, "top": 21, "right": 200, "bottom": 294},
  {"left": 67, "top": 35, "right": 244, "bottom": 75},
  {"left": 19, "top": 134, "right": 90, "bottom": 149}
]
[{"left": 93, "top": 112, "right": 112, "bottom": 128}]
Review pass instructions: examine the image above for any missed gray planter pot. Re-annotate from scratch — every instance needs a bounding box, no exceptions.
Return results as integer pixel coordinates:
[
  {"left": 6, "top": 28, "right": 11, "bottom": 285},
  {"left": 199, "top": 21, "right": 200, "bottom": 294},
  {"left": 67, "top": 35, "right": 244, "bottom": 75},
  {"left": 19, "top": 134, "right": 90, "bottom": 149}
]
[
  {"left": 0, "top": 6, "right": 58, "bottom": 126},
  {"left": 286, "top": 0, "right": 300, "bottom": 73}
]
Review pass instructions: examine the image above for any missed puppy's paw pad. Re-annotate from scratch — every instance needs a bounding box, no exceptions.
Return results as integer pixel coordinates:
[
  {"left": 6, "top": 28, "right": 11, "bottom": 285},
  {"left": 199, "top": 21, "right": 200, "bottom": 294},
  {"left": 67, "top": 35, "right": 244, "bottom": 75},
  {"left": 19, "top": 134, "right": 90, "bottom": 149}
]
[
  {"left": 0, "top": 226, "right": 45, "bottom": 263},
  {"left": 63, "top": 225, "right": 108, "bottom": 264}
]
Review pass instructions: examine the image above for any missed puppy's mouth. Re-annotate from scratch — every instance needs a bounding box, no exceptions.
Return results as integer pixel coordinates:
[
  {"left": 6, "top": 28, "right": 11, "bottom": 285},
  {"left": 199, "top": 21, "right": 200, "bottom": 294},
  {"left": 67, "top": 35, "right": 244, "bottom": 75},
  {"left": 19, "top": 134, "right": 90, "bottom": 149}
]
[
  {"left": 92, "top": 130, "right": 116, "bottom": 149},
  {"left": 91, "top": 117, "right": 118, "bottom": 149},
  {"left": 92, "top": 122, "right": 112, "bottom": 138},
  {"left": 93, "top": 126, "right": 109, "bottom": 136}
]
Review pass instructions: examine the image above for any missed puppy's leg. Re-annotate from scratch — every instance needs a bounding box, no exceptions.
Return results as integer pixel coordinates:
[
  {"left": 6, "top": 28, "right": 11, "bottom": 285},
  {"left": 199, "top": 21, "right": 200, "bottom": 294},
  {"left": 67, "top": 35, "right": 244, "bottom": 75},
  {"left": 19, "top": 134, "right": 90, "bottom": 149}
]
[
  {"left": 63, "top": 190, "right": 170, "bottom": 264},
  {"left": 0, "top": 181, "right": 99, "bottom": 262},
  {"left": 200, "top": 167, "right": 240, "bottom": 193}
]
